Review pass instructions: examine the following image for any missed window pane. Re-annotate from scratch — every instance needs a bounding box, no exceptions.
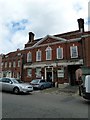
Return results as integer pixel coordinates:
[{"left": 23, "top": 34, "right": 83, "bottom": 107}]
[
  {"left": 36, "top": 68, "right": 41, "bottom": 78},
  {"left": 13, "top": 62, "right": 16, "bottom": 67},
  {"left": 9, "top": 62, "right": 11, "bottom": 68},
  {"left": 58, "top": 68, "right": 64, "bottom": 78},
  {"left": 57, "top": 48, "right": 63, "bottom": 59},
  {"left": 46, "top": 47, "right": 52, "bottom": 60},
  {"left": 27, "top": 69, "right": 32, "bottom": 77},
  {"left": 36, "top": 50, "right": 41, "bottom": 61},
  {"left": 18, "top": 60, "right": 20, "bottom": 67},
  {"left": 5, "top": 62, "right": 7, "bottom": 68},
  {"left": 70, "top": 46, "right": 78, "bottom": 58},
  {"left": 27, "top": 52, "right": 32, "bottom": 62}
]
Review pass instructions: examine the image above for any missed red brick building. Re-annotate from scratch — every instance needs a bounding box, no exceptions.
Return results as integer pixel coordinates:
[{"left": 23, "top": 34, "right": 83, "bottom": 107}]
[{"left": 2, "top": 18, "right": 90, "bottom": 86}]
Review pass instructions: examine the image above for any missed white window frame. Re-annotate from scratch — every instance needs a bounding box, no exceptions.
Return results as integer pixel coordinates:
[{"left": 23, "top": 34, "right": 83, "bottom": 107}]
[
  {"left": 46, "top": 46, "right": 52, "bottom": 60},
  {"left": 17, "top": 72, "right": 20, "bottom": 79},
  {"left": 1, "top": 62, "right": 3, "bottom": 69},
  {"left": 57, "top": 47, "right": 63, "bottom": 59},
  {"left": 18, "top": 60, "right": 20, "bottom": 67},
  {"left": 57, "top": 67, "right": 64, "bottom": 78},
  {"left": 5, "top": 62, "right": 7, "bottom": 68},
  {"left": 36, "top": 50, "right": 41, "bottom": 61},
  {"left": 36, "top": 68, "right": 41, "bottom": 78},
  {"left": 27, "top": 51, "right": 32, "bottom": 62},
  {"left": 70, "top": 46, "right": 78, "bottom": 58},
  {"left": 13, "top": 61, "right": 16, "bottom": 68},
  {"left": 27, "top": 68, "right": 32, "bottom": 77},
  {"left": 9, "top": 62, "right": 12, "bottom": 68}
]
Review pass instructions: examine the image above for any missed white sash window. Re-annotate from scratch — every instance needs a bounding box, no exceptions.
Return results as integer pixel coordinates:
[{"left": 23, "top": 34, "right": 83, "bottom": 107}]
[
  {"left": 57, "top": 47, "right": 63, "bottom": 59},
  {"left": 36, "top": 50, "right": 41, "bottom": 61},
  {"left": 27, "top": 51, "right": 32, "bottom": 62},
  {"left": 70, "top": 46, "right": 78, "bottom": 58},
  {"left": 27, "top": 68, "right": 32, "bottom": 77}
]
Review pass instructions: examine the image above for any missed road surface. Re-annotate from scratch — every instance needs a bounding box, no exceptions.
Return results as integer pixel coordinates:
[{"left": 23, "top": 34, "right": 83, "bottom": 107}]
[{"left": 1, "top": 91, "right": 89, "bottom": 118}]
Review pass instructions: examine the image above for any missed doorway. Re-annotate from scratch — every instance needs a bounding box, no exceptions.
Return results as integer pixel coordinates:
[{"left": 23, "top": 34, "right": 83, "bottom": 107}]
[
  {"left": 46, "top": 68, "right": 53, "bottom": 82},
  {"left": 47, "top": 72, "right": 52, "bottom": 82},
  {"left": 68, "top": 65, "right": 80, "bottom": 86}
]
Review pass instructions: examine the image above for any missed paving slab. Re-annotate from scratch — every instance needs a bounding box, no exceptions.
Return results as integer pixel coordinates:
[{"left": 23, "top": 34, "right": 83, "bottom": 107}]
[{"left": 40, "top": 85, "right": 79, "bottom": 96}]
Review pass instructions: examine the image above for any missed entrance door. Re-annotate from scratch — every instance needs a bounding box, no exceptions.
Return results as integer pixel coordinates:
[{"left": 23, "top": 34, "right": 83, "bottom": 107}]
[
  {"left": 46, "top": 68, "right": 52, "bottom": 82},
  {"left": 47, "top": 72, "right": 52, "bottom": 82}
]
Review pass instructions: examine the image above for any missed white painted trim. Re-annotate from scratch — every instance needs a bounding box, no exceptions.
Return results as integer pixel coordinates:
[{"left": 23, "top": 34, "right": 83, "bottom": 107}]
[
  {"left": 82, "top": 34, "right": 90, "bottom": 38},
  {"left": 33, "top": 35, "right": 67, "bottom": 48},
  {"left": 45, "top": 67, "right": 46, "bottom": 80},
  {"left": 45, "top": 67, "right": 53, "bottom": 82},
  {"left": 24, "top": 35, "right": 67, "bottom": 50},
  {"left": 23, "top": 59, "right": 83, "bottom": 68},
  {"left": 52, "top": 67, "right": 54, "bottom": 82},
  {"left": 24, "top": 33, "right": 90, "bottom": 50},
  {"left": 24, "top": 37, "right": 81, "bottom": 50}
]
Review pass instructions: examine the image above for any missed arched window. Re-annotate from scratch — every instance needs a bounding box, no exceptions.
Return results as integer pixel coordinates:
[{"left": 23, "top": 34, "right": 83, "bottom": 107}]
[
  {"left": 27, "top": 51, "right": 32, "bottom": 62},
  {"left": 46, "top": 46, "right": 52, "bottom": 60}
]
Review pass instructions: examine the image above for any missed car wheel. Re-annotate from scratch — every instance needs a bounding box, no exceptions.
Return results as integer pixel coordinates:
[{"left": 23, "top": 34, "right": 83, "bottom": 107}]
[
  {"left": 40, "top": 85, "right": 44, "bottom": 90},
  {"left": 13, "top": 87, "right": 19, "bottom": 94}
]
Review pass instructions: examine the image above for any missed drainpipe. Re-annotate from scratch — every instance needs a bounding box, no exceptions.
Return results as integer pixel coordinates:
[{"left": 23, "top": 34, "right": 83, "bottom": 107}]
[{"left": 55, "top": 58, "right": 58, "bottom": 88}]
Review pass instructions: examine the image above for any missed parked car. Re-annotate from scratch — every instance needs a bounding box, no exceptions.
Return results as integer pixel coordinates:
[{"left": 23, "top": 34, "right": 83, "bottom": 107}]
[
  {"left": 81, "top": 75, "right": 90, "bottom": 100},
  {"left": 30, "top": 79, "right": 52, "bottom": 90},
  {"left": 0, "top": 77, "right": 33, "bottom": 94}
]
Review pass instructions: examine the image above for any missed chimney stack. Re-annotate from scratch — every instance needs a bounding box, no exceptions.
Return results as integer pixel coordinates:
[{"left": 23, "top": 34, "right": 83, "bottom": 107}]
[
  {"left": 28, "top": 32, "right": 34, "bottom": 42},
  {"left": 77, "top": 18, "right": 84, "bottom": 32}
]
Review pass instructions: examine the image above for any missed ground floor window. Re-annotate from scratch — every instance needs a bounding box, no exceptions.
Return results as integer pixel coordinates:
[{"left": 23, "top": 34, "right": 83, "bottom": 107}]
[
  {"left": 27, "top": 68, "right": 32, "bottom": 77},
  {"left": 17, "top": 72, "right": 20, "bottom": 79},
  {"left": 36, "top": 68, "right": 41, "bottom": 78},
  {"left": 57, "top": 67, "right": 64, "bottom": 78}
]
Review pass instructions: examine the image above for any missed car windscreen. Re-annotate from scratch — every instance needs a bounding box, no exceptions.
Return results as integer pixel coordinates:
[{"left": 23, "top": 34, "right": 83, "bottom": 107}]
[
  {"left": 11, "top": 78, "right": 19, "bottom": 84},
  {"left": 31, "top": 80, "right": 39, "bottom": 84}
]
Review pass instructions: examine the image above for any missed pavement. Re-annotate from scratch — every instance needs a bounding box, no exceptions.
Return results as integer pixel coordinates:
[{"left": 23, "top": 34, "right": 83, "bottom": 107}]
[{"left": 40, "top": 85, "right": 79, "bottom": 96}]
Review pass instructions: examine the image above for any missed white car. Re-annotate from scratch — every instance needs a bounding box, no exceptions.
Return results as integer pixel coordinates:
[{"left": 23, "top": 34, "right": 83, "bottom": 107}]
[
  {"left": 0, "top": 77, "right": 33, "bottom": 94},
  {"left": 82, "top": 75, "right": 90, "bottom": 100}
]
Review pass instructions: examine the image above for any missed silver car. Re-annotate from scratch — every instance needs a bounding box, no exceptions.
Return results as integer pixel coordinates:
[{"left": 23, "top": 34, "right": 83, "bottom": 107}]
[
  {"left": 0, "top": 78, "right": 33, "bottom": 94},
  {"left": 30, "top": 79, "right": 52, "bottom": 90}
]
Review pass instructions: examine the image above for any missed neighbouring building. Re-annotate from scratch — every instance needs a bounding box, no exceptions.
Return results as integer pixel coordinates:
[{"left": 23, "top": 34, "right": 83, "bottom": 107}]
[{"left": 2, "top": 18, "right": 90, "bottom": 86}]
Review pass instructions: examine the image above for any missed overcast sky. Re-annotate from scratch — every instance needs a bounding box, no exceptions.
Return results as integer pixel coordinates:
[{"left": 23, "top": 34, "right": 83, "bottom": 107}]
[{"left": 0, "top": 0, "right": 89, "bottom": 54}]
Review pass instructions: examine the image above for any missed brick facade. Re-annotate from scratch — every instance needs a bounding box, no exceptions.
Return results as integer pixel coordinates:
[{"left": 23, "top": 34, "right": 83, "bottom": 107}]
[{"left": 2, "top": 18, "right": 90, "bottom": 85}]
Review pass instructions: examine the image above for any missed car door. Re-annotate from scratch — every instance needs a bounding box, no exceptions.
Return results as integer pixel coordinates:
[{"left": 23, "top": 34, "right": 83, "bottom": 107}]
[
  {"left": 2, "top": 78, "right": 7, "bottom": 91},
  {"left": 2, "top": 78, "right": 13, "bottom": 92},
  {"left": 40, "top": 80, "right": 46, "bottom": 88},
  {"left": 0, "top": 78, "right": 2, "bottom": 91}
]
